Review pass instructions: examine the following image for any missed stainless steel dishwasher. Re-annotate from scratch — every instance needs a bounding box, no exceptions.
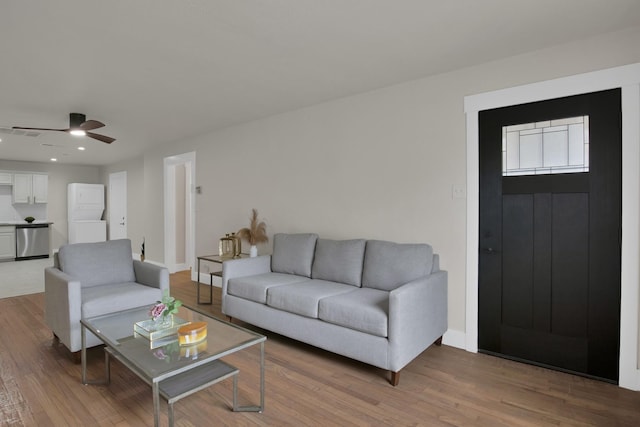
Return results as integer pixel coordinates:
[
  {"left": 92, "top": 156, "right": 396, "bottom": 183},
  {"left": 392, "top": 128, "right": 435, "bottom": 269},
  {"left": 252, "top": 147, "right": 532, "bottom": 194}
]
[{"left": 15, "top": 224, "right": 50, "bottom": 260}]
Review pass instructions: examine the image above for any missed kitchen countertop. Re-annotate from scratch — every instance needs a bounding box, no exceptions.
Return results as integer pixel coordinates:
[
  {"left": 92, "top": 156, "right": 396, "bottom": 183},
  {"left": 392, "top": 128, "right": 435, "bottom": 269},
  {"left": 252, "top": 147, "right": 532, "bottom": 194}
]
[{"left": 0, "top": 221, "right": 54, "bottom": 226}]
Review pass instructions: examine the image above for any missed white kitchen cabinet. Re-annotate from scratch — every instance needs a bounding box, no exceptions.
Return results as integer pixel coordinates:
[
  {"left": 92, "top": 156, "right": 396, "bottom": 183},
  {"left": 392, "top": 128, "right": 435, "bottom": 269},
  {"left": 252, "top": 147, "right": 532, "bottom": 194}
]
[
  {"left": 0, "top": 226, "right": 16, "bottom": 260},
  {"left": 12, "top": 174, "right": 31, "bottom": 203},
  {"left": 0, "top": 172, "right": 12, "bottom": 185},
  {"left": 13, "top": 173, "right": 48, "bottom": 204},
  {"left": 32, "top": 174, "right": 48, "bottom": 203}
]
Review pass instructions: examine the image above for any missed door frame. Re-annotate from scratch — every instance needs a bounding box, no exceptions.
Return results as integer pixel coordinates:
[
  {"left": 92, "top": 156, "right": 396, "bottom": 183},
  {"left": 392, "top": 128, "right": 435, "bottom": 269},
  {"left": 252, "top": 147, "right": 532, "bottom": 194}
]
[
  {"left": 163, "top": 152, "right": 196, "bottom": 274},
  {"left": 465, "top": 62, "right": 640, "bottom": 390}
]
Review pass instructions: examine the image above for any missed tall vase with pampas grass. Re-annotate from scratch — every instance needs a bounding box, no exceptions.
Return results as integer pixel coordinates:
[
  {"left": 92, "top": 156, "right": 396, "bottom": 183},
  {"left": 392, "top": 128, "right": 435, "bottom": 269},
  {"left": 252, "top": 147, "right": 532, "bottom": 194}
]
[{"left": 237, "top": 209, "right": 268, "bottom": 257}]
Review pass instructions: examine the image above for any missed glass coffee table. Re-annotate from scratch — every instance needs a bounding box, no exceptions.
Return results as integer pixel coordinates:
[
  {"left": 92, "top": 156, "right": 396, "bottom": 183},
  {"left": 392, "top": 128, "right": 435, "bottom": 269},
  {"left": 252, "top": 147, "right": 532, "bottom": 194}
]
[{"left": 80, "top": 305, "right": 265, "bottom": 426}]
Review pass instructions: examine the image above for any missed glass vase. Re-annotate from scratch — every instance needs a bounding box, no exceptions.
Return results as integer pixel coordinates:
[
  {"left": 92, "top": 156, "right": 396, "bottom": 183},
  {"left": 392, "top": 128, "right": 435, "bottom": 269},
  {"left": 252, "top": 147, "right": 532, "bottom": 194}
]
[{"left": 156, "top": 314, "right": 173, "bottom": 329}]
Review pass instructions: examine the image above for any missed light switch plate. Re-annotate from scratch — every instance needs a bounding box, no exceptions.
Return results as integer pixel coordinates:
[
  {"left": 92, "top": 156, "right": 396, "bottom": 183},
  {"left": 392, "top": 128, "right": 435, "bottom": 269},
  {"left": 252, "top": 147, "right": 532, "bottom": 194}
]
[{"left": 452, "top": 185, "right": 466, "bottom": 199}]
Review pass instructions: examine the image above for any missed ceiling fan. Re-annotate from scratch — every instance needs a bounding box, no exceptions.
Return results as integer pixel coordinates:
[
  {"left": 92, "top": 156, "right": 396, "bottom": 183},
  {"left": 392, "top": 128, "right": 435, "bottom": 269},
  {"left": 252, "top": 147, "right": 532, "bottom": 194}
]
[{"left": 13, "top": 113, "right": 116, "bottom": 144}]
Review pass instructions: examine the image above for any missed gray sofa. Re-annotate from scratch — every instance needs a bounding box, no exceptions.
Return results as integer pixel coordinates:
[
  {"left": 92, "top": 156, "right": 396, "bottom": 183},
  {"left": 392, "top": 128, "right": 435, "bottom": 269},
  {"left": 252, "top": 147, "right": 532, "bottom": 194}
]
[
  {"left": 44, "top": 239, "right": 169, "bottom": 355},
  {"left": 222, "top": 233, "right": 447, "bottom": 385}
]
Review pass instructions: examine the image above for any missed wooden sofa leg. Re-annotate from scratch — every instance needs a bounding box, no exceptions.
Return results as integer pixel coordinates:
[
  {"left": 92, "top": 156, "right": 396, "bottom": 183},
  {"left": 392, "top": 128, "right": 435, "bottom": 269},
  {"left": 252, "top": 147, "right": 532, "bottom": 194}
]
[
  {"left": 52, "top": 333, "right": 60, "bottom": 345},
  {"left": 435, "top": 336, "right": 443, "bottom": 346},
  {"left": 390, "top": 371, "right": 400, "bottom": 386},
  {"left": 71, "top": 351, "right": 81, "bottom": 364}
]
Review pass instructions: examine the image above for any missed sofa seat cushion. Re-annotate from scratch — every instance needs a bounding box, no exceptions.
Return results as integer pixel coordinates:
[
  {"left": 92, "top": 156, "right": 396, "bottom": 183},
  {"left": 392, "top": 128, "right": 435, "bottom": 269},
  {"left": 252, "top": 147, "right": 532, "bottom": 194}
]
[
  {"left": 267, "top": 280, "right": 355, "bottom": 318},
  {"left": 228, "top": 273, "right": 309, "bottom": 304},
  {"left": 362, "top": 240, "right": 433, "bottom": 291},
  {"left": 58, "top": 239, "right": 136, "bottom": 288},
  {"left": 318, "top": 288, "right": 389, "bottom": 337},
  {"left": 81, "top": 282, "right": 162, "bottom": 318},
  {"left": 271, "top": 233, "right": 319, "bottom": 277},
  {"left": 311, "top": 239, "right": 366, "bottom": 287}
]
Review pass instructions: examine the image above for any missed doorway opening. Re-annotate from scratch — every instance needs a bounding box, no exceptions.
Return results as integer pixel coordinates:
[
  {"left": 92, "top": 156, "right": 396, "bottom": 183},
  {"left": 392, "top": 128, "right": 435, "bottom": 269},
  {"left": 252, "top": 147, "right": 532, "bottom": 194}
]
[{"left": 164, "top": 152, "right": 195, "bottom": 274}]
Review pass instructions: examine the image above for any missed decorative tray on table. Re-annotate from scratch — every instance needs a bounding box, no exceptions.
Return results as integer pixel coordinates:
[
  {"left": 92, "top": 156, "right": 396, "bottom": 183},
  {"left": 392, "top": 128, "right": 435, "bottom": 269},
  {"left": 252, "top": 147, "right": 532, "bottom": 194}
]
[{"left": 134, "top": 317, "right": 191, "bottom": 342}]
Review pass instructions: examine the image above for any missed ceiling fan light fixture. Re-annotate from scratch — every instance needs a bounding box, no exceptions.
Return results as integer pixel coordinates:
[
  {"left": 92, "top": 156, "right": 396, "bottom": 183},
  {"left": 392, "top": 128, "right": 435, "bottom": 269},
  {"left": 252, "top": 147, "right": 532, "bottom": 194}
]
[{"left": 12, "top": 112, "right": 115, "bottom": 144}]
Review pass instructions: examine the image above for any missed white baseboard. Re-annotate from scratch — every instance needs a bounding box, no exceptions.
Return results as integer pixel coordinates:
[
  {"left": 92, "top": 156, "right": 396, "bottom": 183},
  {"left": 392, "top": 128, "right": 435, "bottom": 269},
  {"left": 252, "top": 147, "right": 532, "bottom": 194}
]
[
  {"left": 193, "top": 271, "right": 222, "bottom": 287},
  {"left": 442, "top": 329, "right": 466, "bottom": 350},
  {"left": 619, "top": 367, "right": 640, "bottom": 391}
]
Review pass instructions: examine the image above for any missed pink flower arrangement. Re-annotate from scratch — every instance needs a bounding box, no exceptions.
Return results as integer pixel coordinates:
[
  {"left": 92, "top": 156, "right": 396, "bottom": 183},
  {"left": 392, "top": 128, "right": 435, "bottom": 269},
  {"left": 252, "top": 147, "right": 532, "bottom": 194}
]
[
  {"left": 150, "top": 303, "right": 166, "bottom": 320},
  {"left": 149, "top": 290, "right": 182, "bottom": 321}
]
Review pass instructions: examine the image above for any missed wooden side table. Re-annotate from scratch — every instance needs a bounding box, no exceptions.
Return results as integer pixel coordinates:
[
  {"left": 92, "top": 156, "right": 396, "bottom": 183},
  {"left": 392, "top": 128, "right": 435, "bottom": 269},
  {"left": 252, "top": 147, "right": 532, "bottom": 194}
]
[{"left": 196, "top": 254, "right": 248, "bottom": 304}]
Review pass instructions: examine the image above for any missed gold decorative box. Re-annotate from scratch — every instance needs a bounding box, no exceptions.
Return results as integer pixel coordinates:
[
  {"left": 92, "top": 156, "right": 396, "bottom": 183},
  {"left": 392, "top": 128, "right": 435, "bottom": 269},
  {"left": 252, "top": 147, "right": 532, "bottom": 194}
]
[{"left": 178, "top": 322, "right": 208, "bottom": 345}]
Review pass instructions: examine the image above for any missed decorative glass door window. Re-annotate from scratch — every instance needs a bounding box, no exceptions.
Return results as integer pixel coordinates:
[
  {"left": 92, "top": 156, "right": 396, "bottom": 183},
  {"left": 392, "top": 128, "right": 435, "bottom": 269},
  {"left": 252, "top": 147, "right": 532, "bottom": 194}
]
[{"left": 502, "top": 116, "right": 589, "bottom": 176}]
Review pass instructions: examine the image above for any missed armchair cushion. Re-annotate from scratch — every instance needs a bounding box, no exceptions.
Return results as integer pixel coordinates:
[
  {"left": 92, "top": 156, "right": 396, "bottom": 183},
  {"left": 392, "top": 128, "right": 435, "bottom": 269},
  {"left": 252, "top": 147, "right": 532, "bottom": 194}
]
[
  {"left": 82, "top": 282, "right": 162, "bottom": 318},
  {"left": 57, "top": 239, "right": 136, "bottom": 288}
]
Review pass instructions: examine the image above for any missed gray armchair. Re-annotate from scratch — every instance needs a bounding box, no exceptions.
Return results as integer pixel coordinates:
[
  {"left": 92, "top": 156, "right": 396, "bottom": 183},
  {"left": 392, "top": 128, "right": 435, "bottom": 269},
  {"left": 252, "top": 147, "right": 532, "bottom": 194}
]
[{"left": 44, "top": 239, "right": 169, "bottom": 355}]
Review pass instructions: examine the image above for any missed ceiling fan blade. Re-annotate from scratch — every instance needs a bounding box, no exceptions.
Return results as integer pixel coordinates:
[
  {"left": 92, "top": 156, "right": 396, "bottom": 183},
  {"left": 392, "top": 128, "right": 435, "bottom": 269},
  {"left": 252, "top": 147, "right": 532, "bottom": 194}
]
[
  {"left": 79, "top": 120, "right": 105, "bottom": 131},
  {"left": 13, "top": 126, "right": 68, "bottom": 132},
  {"left": 86, "top": 132, "right": 115, "bottom": 144}
]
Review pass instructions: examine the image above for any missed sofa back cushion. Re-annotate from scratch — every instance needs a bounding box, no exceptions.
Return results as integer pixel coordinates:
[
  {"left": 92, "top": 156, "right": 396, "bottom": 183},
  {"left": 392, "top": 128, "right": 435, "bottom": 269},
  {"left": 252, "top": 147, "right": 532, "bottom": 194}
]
[
  {"left": 311, "top": 239, "right": 366, "bottom": 287},
  {"left": 362, "top": 240, "right": 433, "bottom": 291},
  {"left": 57, "top": 239, "right": 136, "bottom": 288},
  {"left": 271, "top": 233, "right": 318, "bottom": 277}
]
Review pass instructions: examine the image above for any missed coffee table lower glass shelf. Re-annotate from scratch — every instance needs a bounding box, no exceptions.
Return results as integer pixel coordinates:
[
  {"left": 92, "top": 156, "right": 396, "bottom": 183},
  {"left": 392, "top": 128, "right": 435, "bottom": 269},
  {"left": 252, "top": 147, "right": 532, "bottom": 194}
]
[{"left": 80, "top": 305, "right": 265, "bottom": 427}]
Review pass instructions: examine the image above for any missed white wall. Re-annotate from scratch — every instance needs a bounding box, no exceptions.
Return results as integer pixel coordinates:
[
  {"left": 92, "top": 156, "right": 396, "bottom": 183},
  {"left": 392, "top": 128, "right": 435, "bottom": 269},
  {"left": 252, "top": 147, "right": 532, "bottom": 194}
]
[
  {"left": 110, "top": 26, "right": 640, "bottom": 373},
  {"left": 0, "top": 160, "right": 101, "bottom": 252}
]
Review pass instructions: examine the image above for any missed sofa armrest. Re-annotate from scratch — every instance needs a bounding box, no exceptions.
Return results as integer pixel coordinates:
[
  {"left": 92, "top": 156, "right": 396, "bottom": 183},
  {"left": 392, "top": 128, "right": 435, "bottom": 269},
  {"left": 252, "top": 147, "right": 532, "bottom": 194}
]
[
  {"left": 222, "top": 255, "right": 271, "bottom": 296},
  {"left": 133, "top": 260, "right": 170, "bottom": 292},
  {"left": 44, "top": 266, "right": 82, "bottom": 352},
  {"left": 387, "top": 270, "right": 448, "bottom": 371}
]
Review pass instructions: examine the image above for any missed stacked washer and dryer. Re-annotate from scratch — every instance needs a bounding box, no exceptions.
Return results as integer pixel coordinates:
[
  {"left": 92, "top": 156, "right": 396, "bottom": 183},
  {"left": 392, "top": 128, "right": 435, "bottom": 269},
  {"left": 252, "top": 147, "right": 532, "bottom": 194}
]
[{"left": 68, "top": 183, "right": 107, "bottom": 244}]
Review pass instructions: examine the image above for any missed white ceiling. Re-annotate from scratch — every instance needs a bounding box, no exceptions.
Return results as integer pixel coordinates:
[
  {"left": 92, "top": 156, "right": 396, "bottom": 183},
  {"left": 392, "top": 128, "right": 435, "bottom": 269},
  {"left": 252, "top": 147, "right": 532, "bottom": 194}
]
[{"left": 1, "top": 0, "right": 639, "bottom": 166}]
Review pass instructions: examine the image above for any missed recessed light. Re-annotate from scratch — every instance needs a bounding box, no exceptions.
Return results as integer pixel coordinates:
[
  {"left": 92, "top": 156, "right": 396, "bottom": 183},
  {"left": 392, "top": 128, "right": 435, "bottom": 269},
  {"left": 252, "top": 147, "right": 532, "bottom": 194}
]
[
  {"left": 50, "top": 158, "right": 57, "bottom": 162},
  {"left": 78, "top": 146, "right": 85, "bottom": 151}
]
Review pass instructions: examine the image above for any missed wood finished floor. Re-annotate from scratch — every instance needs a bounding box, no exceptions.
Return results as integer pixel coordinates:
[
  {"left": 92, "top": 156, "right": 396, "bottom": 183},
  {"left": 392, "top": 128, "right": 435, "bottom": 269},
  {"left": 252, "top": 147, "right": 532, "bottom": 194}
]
[{"left": 1, "top": 269, "right": 639, "bottom": 426}]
